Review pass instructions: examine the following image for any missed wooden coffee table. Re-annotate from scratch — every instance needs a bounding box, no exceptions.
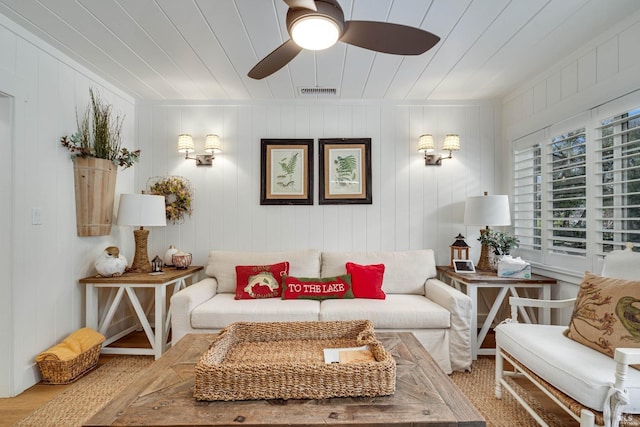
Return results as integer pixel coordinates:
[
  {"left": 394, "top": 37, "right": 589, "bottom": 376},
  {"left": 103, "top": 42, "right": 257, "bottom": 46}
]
[{"left": 85, "top": 332, "right": 485, "bottom": 426}]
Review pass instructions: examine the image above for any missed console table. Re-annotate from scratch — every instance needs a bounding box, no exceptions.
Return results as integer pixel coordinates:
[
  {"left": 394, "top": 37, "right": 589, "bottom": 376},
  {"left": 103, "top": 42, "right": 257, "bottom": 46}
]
[
  {"left": 436, "top": 266, "right": 557, "bottom": 359},
  {"left": 79, "top": 266, "right": 203, "bottom": 359}
]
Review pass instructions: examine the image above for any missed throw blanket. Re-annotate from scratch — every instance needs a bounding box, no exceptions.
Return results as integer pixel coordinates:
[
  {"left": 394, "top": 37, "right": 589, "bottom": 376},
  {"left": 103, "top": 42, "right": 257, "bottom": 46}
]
[{"left": 36, "top": 328, "right": 105, "bottom": 362}]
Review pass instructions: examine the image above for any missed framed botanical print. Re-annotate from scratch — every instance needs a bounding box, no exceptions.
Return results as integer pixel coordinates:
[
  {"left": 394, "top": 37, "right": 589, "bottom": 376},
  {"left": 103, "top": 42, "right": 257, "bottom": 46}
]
[
  {"left": 260, "top": 139, "right": 313, "bottom": 205},
  {"left": 319, "top": 138, "right": 372, "bottom": 205}
]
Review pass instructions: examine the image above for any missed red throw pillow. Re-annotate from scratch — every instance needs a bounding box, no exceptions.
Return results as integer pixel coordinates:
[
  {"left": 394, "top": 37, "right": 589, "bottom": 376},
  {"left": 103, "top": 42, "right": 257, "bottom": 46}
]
[
  {"left": 346, "top": 262, "right": 386, "bottom": 299},
  {"left": 235, "top": 262, "right": 289, "bottom": 300},
  {"left": 282, "top": 275, "right": 354, "bottom": 300}
]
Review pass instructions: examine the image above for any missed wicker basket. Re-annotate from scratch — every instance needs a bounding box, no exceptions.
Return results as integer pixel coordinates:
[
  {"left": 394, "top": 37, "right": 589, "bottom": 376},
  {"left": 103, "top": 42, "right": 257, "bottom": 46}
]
[
  {"left": 37, "top": 342, "right": 103, "bottom": 385},
  {"left": 194, "top": 320, "right": 396, "bottom": 401}
]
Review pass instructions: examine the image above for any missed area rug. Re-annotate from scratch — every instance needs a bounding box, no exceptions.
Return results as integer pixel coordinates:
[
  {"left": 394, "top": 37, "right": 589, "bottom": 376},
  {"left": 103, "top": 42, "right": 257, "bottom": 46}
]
[
  {"left": 450, "top": 358, "right": 566, "bottom": 426},
  {"left": 17, "top": 355, "right": 564, "bottom": 427},
  {"left": 16, "top": 356, "right": 154, "bottom": 427}
]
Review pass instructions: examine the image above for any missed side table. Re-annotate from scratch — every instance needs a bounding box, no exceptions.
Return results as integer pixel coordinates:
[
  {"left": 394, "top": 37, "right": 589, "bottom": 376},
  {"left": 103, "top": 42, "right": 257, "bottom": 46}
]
[
  {"left": 79, "top": 265, "right": 203, "bottom": 359},
  {"left": 436, "top": 266, "right": 557, "bottom": 359}
]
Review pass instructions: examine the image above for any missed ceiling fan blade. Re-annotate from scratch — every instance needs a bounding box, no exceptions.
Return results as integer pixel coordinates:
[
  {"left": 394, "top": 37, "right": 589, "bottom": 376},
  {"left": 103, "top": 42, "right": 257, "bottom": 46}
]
[
  {"left": 248, "top": 39, "right": 303, "bottom": 79},
  {"left": 283, "top": 0, "right": 317, "bottom": 11},
  {"left": 341, "top": 21, "right": 440, "bottom": 55}
]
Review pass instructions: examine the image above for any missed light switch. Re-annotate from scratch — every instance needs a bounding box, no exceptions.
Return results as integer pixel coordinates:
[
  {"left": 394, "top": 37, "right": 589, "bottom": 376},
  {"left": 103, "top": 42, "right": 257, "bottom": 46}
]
[{"left": 32, "top": 207, "right": 42, "bottom": 225}]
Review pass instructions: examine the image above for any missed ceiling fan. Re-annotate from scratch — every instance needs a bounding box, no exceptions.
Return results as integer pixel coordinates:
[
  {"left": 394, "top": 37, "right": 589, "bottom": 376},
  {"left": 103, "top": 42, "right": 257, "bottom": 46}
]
[{"left": 248, "top": 0, "right": 440, "bottom": 80}]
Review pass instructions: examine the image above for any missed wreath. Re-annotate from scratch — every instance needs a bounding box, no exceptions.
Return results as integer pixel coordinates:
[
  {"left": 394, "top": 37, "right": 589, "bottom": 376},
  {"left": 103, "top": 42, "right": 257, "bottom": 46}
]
[{"left": 147, "top": 176, "right": 193, "bottom": 224}]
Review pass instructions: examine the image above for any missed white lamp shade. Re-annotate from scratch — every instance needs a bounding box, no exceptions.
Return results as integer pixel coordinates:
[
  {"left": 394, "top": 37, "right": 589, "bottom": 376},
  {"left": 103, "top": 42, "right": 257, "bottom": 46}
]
[
  {"left": 442, "top": 134, "right": 460, "bottom": 151},
  {"left": 177, "top": 134, "right": 194, "bottom": 153},
  {"left": 117, "top": 194, "right": 167, "bottom": 227},
  {"left": 205, "top": 134, "right": 222, "bottom": 153},
  {"left": 464, "top": 194, "right": 511, "bottom": 226},
  {"left": 418, "top": 134, "right": 435, "bottom": 153},
  {"left": 291, "top": 16, "right": 340, "bottom": 50}
]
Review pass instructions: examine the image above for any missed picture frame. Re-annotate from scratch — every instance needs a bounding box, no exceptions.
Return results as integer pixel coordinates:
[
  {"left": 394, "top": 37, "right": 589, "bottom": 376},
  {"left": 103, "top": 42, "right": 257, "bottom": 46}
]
[
  {"left": 260, "top": 139, "right": 313, "bottom": 205},
  {"left": 453, "top": 259, "right": 476, "bottom": 273},
  {"left": 319, "top": 138, "right": 372, "bottom": 205}
]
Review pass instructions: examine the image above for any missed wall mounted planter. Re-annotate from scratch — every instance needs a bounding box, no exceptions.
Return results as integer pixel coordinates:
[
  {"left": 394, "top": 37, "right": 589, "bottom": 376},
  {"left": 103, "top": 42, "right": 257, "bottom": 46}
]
[{"left": 73, "top": 157, "right": 117, "bottom": 236}]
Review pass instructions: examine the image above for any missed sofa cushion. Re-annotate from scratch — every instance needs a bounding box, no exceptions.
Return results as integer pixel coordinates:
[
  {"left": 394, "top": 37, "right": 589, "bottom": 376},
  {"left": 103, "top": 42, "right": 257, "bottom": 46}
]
[
  {"left": 234, "top": 262, "right": 288, "bottom": 299},
  {"left": 496, "top": 322, "right": 640, "bottom": 412},
  {"left": 191, "top": 294, "right": 320, "bottom": 329},
  {"left": 321, "top": 250, "right": 436, "bottom": 295},
  {"left": 206, "top": 249, "right": 321, "bottom": 294},
  {"left": 319, "top": 294, "right": 450, "bottom": 329},
  {"left": 346, "top": 262, "right": 386, "bottom": 299},
  {"left": 282, "top": 275, "right": 353, "bottom": 300},
  {"left": 566, "top": 272, "right": 640, "bottom": 362}
]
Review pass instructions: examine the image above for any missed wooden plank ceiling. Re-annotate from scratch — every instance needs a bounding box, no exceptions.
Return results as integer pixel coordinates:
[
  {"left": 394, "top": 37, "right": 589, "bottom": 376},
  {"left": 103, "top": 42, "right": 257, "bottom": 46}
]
[{"left": 0, "top": 0, "right": 638, "bottom": 101}]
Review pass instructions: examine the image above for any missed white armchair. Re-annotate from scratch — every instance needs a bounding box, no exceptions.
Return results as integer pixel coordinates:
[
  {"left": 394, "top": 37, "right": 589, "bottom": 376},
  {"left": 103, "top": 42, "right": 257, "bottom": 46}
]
[{"left": 495, "top": 244, "right": 640, "bottom": 427}]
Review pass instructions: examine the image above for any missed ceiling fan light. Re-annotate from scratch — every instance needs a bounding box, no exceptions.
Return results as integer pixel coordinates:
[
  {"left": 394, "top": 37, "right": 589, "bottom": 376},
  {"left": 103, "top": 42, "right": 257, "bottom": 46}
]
[{"left": 291, "top": 16, "right": 340, "bottom": 50}]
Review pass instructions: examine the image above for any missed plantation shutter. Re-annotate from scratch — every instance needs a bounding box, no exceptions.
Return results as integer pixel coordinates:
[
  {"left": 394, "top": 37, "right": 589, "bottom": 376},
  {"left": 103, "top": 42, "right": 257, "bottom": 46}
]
[
  {"left": 594, "top": 107, "right": 640, "bottom": 254},
  {"left": 546, "top": 126, "right": 588, "bottom": 257},
  {"left": 513, "top": 130, "right": 544, "bottom": 264}
]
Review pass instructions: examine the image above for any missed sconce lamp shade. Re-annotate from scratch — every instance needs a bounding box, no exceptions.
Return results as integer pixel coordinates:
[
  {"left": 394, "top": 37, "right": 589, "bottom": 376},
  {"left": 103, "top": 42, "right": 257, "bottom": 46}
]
[
  {"left": 442, "top": 134, "right": 461, "bottom": 152},
  {"left": 117, "top": 194, "right": 167, "bottom": 227},
  {"left": 464, "top": 194, "right": 511, "bottom": 226},
  {"left": 417, "top": 134, "right": 435, "bottom": 153},
  {"left": 205, "top": 134, "right": 222, "bottom": 154},
  {"left": 291, "top": 16, "right": 340, "bottom": 50},
  {"left": 177, "top": 134, "right": 194, "bottom": 153}
]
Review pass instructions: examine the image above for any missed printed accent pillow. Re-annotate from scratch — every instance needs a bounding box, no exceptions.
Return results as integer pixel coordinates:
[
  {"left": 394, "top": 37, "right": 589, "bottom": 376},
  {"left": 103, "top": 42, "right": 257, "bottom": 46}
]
[
  {"left": 282, "top": 274, "right": 354, "bottom": 300},
  {"left": 235, "top": 262, "right": 289, "bottom": 300},
  {"left": 565, "top": 272, "right": 640, "bottom": 363},
  {"left": 346, "top": 262, "right": 386, "bottom": 299}
]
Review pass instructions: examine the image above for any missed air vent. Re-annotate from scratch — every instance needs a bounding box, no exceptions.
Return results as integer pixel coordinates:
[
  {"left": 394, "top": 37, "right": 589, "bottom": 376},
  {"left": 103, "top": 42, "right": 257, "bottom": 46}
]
[{"left": 298, "top": 87, "right": 338, "bottom": 96}]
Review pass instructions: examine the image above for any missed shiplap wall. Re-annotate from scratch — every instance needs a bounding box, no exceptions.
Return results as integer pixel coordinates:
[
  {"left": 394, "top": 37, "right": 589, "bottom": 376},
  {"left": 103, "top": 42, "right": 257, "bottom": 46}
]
[
  {"left": 503, "top": 10, "right": 640, "bottom": 141},
  {"left": 501, "top": 11, "right": 640, "bottom": 323},
  {"left": 136, "top": 101, "right": 504, "bottom": 270},
  {"left": 0, "top": 14, "right": 137, "bottom": 396}
]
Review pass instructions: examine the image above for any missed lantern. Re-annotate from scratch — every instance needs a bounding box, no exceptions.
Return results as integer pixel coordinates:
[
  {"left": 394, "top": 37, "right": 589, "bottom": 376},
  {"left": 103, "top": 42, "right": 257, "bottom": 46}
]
[
  {"left": 151, "top": 255, "right": 164, "bottom": 273},
  {"left": 450, "top": 233, "right": 470, "bottom": 268}
]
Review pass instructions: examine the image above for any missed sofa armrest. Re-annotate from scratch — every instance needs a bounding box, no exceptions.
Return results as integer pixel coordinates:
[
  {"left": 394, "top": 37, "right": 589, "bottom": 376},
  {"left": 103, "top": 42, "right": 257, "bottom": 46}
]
[
  {"left": 170, "top": 277, "right": 218, "bottom": 345},
  {"left": 425, "top": 278, "right": 472, "bottom": 372}
]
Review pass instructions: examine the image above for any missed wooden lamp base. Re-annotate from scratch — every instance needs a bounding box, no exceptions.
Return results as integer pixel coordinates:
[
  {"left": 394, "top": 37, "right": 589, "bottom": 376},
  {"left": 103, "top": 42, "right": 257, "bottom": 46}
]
[{"left": 129, "top": 228, "right": 152, "bottom": 273}]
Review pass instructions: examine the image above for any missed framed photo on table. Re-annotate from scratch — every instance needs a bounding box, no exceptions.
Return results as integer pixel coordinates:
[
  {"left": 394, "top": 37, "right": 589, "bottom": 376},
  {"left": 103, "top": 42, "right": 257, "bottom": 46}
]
[
  {"left": 319, "top": 138, "right": 372, "bottom": 204},
  {"left": 453, "top": 259, "right": 476, "bottom": 273},
  {"left": 260, "top": 139, "right": 313, "bottom": 205}
]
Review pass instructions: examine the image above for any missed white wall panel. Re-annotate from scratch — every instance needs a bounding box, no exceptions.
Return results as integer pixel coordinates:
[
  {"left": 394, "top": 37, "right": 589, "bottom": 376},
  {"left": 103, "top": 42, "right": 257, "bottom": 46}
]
[
  {"left": 0, "top": 19, "right": 136, "bottom": 396},
  {"left": 502, "top": 10, "right": 640, "bottom": 302},
  {"left": 596, "top": 36, "right": 619, "bottom": 82},
  {"left": 138, "top": 100, "right": 501, "bottom": 269}
]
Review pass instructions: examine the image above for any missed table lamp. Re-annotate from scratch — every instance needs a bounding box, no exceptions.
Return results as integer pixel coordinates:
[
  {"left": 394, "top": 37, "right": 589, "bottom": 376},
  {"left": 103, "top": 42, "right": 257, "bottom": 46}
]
[
  {"left": 464, "top": 192, "right": 511, "bottom": 271},
  {"left": 117, "top": 193, "right": 167, "bottom": 273}
]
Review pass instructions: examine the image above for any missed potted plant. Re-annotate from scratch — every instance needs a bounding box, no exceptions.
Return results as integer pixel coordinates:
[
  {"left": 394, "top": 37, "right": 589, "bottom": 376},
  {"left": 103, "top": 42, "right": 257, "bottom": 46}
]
[
  {"left": 61, "top": 88, "right": 141, "bottom": 236},
  {"left": 478, "top": 230, "right": 520, "bottom": 270}
]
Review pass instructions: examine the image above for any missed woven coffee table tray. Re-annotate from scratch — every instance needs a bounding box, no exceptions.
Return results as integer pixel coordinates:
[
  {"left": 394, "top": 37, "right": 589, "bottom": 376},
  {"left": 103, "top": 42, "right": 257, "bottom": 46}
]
[{"left": 194, "top": 319, "right": 396, "bottom": 401}]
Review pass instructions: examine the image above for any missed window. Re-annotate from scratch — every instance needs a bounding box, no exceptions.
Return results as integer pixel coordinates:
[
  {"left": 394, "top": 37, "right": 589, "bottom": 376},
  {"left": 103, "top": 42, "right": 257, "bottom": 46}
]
[
  {"left": 595, "top": 109, "right": 640, "bottom": 254},
  {"left": 513, "top": 143, "right": 542, "bottom": 252},
  {"left": 512, "top": 99, "right": 640, "bottom": 273},
  {"left": 547, "top": 127, "right": 587, "bottom": 256}
]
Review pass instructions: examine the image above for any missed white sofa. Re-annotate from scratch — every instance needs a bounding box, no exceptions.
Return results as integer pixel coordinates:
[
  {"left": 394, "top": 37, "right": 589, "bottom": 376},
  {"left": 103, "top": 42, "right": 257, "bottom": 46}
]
[{"left": 171, "top": 249, "right": 472, "bottom": 373}]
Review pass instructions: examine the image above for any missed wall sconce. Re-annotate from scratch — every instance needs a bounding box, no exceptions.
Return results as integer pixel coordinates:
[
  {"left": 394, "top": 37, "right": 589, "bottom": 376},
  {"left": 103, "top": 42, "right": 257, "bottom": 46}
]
[
  {"left": 418, "top": 134, "right": 460, "bottom": 166},
  {"left": 178, "top": 133, "right": 222, "bottom": 166}
]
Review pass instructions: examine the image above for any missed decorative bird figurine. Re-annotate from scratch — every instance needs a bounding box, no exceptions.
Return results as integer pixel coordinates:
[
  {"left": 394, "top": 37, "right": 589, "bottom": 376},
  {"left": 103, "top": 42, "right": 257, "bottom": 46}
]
[{"left": 95, "top": 246, "right": 128, "bottom": 277}]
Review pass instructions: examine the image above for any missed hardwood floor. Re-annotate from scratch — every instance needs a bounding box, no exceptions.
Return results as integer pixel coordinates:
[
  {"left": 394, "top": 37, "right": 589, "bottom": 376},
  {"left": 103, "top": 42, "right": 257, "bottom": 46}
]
[{"left": 0, "top": 330, "right": 578, "bottom": 427}]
